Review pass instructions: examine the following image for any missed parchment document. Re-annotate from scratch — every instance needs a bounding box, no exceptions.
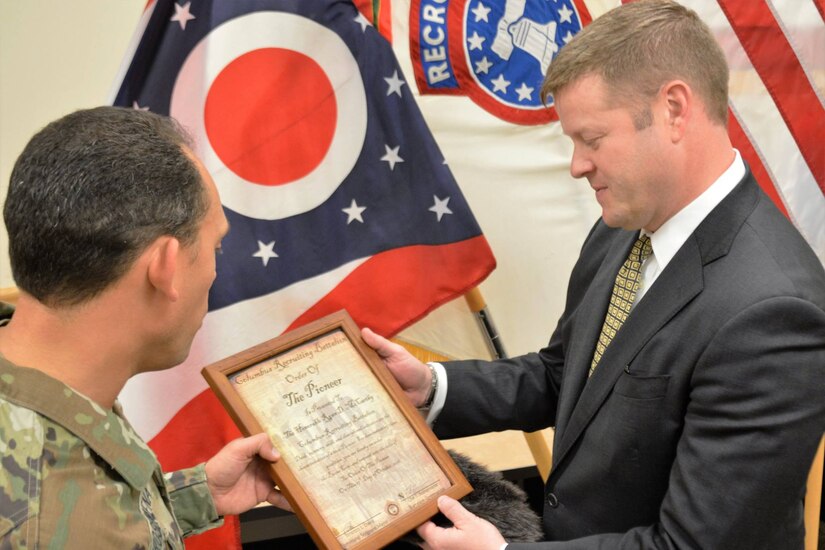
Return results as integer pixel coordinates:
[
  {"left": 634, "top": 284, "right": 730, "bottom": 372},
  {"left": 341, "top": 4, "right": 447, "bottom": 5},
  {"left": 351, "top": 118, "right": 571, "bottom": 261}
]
[{"left": 230, "top": 330, "right": 450, "bottom": 547}]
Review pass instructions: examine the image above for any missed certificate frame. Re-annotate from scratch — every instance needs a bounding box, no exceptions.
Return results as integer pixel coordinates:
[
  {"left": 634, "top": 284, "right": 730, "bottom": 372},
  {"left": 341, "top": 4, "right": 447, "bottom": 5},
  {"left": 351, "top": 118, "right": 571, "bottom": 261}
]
[{"left": 202, "top": 310, "right": 471, "bottom": 549}]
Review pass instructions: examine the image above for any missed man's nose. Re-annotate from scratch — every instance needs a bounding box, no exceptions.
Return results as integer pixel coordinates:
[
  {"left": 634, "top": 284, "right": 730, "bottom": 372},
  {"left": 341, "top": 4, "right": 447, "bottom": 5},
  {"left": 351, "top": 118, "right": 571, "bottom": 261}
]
[{"left": 569, "top": 146, "right": 594, "bottom": 179}]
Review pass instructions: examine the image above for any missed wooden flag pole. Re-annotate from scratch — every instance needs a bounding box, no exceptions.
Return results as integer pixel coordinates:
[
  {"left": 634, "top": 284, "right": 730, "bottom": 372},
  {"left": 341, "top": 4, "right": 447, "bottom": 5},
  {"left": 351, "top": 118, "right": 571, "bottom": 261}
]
[
  {"left": 0, "top": 287, "right": 20, "bottom": 304},
  {"left": 463, "top": 287, "right": 553, "bottom": 481},
  {"left": 463, "top": 287, "right": 507, "bottom": 360},
  {"left": 804, "top": 435, "right": 823, "bottom": 550}
]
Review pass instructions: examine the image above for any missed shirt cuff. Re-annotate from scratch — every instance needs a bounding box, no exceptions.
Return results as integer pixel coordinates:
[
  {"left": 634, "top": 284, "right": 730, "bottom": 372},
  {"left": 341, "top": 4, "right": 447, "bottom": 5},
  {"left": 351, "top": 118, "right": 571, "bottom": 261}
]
[
  {"left": 165, "top": 463, "right": 223, "bottom": 537},
  {"left": 424, "top": 362, "right": 448, "bottom": 425}
]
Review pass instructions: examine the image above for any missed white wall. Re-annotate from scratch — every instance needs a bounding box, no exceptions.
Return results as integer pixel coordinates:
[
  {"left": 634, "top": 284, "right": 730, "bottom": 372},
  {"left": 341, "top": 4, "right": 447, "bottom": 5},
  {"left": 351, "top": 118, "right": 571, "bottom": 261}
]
[{"left": 0, "top": 0, "right": 145, "bottom": 287}]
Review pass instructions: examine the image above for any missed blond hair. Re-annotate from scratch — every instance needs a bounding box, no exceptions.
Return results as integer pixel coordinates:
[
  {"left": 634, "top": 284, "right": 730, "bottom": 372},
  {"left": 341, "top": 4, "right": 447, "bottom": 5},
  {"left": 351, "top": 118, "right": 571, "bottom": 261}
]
[{"left": 541, "top": 0, "right": 729, "bottom": 126}]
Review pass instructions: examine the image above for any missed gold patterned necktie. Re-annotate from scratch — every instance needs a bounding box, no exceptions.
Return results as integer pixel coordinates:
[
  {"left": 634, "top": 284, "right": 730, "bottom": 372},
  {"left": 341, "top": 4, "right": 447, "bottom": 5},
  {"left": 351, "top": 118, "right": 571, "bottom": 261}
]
[{"left": 589, "top": 234, "right": 653, "bottom": 376}]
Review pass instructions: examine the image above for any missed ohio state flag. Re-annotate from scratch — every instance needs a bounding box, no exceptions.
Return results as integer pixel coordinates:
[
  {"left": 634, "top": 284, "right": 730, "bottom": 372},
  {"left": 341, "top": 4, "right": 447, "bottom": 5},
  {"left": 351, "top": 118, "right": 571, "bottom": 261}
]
[{"left": 112, "top": 0, "right": 495, "bottom": 547}]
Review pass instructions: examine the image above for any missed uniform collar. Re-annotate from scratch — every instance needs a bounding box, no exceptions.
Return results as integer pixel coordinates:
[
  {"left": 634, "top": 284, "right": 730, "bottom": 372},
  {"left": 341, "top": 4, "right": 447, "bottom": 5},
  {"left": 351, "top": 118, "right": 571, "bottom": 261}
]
[{"left": 0, "top": 354, "right": 158, "bottom": 490}]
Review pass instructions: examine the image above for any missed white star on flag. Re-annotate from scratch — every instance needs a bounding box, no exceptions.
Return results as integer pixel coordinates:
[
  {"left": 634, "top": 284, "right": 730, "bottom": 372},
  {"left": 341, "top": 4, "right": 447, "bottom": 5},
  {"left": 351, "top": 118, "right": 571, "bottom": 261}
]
[
  {"left": 381, "top": 145, "right": 404, "bottom": 170},
  {"left": 467, "top": 31, "right": 485, "bottom": 51},
  {"left": 474, "top": 57, "right": 492, "bottom": 75},
  {"left": 342, "top": 199, "right": 367, "bottom": 224},
  {"left": 563, "top": 31, "right": 574, "bottom": 44},
  {"left": 429, "top": 196, "right": 453, "bottom": 222},
  {"left": 558, "top": 5, "right": 574, "bottom": 24},
  {"left": 471, "top": 3, "right": 491, "bottom": 23},
  {"left": 491, "top": 74, "right": 511, "bottom": 93},
  {"left": 170, "top": 1, "right": 196, "bottom": 30},
  {"left": 384, "top": 70, "right": 406, "bottom": 97},
  {"left": 354, "top": 12, "right": 371, "bottom": 32},
  {"left": 515, "top": 82, "right": 534, "bottom": 101},
  {"left": 132, "top": 101, "right": 149, "bottom": 111},
  {"left": 252, "top": 240, "right": 278, "bottom": 266}
]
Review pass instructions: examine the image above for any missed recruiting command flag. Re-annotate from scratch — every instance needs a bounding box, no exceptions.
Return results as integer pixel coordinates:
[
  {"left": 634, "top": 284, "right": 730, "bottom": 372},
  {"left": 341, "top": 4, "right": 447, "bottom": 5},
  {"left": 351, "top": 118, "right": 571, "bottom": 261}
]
[{"left": 112, "top": 0, "right": 496, "bottom": 547}]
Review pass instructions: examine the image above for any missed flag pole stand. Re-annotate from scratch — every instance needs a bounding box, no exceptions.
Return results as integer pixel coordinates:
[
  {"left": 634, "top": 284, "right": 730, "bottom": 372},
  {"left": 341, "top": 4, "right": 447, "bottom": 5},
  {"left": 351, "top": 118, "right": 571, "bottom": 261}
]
[{"left": 463, "top": 287, "right": 553, "bottom": 481}]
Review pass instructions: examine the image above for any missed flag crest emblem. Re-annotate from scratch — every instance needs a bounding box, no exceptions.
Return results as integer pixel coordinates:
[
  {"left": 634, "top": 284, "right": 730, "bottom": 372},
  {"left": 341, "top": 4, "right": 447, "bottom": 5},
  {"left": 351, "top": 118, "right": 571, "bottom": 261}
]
[{"left": 411, "top": 0, "right": 591, "bottom": 125}]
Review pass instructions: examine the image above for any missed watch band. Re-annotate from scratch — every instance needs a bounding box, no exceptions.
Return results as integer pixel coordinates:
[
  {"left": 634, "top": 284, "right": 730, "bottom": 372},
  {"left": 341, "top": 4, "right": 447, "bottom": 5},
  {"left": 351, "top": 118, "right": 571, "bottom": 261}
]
[{"left": 418, "top": 362, "right": 438, "bottom": 412}]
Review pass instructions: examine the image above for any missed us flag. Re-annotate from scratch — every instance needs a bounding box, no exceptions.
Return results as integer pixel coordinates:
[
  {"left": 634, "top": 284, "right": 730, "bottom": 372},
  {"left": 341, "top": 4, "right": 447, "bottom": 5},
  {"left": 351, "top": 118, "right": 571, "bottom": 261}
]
[
  {"left": 112, "top": 0, "right": 495, "bottom": 547},
  {"left": 699, "top": 0, "right": 825, "bottom": 263}
]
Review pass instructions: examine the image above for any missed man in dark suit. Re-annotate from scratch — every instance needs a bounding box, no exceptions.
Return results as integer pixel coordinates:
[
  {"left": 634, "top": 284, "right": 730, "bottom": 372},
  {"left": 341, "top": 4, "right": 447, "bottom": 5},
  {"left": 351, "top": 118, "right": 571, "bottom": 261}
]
[{"left": 362, "top": 1, "right": 825, "bottom": 547}]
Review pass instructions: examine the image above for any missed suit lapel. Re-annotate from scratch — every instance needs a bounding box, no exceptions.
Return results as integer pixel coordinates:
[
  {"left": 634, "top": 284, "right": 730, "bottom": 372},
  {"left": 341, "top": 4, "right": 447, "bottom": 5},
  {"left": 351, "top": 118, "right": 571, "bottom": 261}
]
[
  {"left": 550, "top": 171, "right": 761, "bottom": 472},
  {"left": 551, "top": 232, "right": 635, "bottom": 455},
  {"left": 553, "top": 238, "right": 704, "bottom": 468}
]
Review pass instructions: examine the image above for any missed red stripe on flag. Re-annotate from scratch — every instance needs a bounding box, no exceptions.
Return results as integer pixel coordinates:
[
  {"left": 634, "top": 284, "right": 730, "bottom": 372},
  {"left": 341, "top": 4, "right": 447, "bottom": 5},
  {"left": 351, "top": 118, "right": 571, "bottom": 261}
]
[
  {"left": 572, "top": 0, "right": 593, "bottom": 26},
  {"left": 286, "top": 236, "right": 496, "bottom": 336},
  {"left": 718, "top": 0, "right": 825, "bottom": 195},
  {"left": 727, "top": 108, "right": 790, "bottom": 218},
  {"left": 353, "top": 0, "right": 392, "bottom": 41},
  {"left": 149, "top": 389, "right": 242, "bottom": 549},
  {"left": 353, "top": 0, "right": 374, "bottom": 25},
  {"left": 814, "top": 0, "right": 825, "bottom": 22},
  {"left": 377, "top": 0, "right": 393, "bottom": 43}
]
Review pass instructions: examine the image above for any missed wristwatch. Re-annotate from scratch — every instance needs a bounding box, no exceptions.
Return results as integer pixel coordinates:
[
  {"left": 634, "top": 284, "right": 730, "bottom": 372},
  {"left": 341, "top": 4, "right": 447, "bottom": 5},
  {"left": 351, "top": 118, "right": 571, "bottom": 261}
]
[{"left": 418, "top": 362, "right": 438, "bottom": 414}]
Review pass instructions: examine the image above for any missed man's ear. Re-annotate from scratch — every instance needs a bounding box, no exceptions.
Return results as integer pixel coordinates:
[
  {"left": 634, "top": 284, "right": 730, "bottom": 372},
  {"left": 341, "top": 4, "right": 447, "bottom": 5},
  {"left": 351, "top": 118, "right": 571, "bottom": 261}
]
[
  {"left": 146, "top": 236, "right": 181, "bottom": 302},
  {"left": 662, "top": 80, "right": 691, "bottom": 142}
]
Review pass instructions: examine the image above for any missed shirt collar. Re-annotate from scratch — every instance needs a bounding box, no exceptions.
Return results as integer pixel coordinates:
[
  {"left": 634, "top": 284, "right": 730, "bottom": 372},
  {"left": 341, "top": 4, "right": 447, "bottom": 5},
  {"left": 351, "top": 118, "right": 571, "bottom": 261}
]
[
  {"left": 644, "top": 149, "right": 745, "bottom": 272},
  {"left": 0, "top": 354, "right": 159, "bottom": 490}
]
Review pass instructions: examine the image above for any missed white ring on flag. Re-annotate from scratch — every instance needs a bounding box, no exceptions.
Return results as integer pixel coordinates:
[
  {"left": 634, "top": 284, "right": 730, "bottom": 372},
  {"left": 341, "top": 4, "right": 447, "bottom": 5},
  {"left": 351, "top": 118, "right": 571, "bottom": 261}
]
[{"left": 170, "top": 11, "right": 368, "bottom": 220}]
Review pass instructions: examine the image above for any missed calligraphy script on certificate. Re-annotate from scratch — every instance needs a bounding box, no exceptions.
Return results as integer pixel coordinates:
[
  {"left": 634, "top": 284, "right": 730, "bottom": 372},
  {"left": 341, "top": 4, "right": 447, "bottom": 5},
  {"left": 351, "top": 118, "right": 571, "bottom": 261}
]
[{"left": 202, "top": 311, "right": 471, "bottom": 549}]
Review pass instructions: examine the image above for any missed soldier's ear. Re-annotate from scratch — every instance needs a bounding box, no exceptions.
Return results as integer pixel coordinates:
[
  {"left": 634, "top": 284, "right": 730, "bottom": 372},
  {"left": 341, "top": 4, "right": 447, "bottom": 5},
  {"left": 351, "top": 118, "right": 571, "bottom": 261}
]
[{"left": 146, "top": 236, "right": 180, "bottom": 302}]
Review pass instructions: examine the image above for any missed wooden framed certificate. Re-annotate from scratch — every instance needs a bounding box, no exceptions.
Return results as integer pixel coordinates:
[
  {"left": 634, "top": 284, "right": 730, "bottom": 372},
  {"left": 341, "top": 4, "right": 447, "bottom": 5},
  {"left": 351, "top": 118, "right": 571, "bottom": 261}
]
[{"left": 201, "top": 310, "right": 471, "bottom": 549}]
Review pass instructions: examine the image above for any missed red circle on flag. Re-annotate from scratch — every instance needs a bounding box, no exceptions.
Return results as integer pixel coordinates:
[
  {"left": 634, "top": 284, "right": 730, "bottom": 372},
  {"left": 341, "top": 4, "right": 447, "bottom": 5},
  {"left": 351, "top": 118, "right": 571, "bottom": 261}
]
[{"left": 204, "top": 48, "right": 337, "bottom": 186}]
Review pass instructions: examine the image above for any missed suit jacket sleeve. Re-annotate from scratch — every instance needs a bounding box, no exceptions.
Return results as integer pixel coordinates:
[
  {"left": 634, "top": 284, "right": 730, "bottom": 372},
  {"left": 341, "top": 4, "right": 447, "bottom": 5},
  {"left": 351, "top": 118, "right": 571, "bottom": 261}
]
[{"left": 432, "top": 221, "right": 605, "bottom": 440}]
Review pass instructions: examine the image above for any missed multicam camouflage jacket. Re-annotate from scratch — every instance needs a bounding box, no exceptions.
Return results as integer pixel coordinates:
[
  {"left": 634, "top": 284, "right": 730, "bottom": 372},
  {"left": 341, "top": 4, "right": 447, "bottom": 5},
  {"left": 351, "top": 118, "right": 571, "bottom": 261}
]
[{"left": 0, "top": 355, "right": 223, "bottom": 549}]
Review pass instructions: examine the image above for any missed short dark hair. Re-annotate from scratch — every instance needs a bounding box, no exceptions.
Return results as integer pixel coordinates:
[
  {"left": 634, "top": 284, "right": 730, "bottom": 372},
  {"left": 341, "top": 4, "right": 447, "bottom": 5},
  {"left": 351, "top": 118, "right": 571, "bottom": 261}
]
[
  {"left": 542, "top": 0, "right": 730, "bottom": 127},
  {"left": 4, "top": 106, "right": 208, "bottom": 307}
]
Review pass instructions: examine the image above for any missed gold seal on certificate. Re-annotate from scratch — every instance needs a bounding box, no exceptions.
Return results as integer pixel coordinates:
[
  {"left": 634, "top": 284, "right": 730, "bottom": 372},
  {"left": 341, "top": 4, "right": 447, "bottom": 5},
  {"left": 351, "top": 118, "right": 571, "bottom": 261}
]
[{"left": 202, "top": 310, "right": 471, "bottom": 549}]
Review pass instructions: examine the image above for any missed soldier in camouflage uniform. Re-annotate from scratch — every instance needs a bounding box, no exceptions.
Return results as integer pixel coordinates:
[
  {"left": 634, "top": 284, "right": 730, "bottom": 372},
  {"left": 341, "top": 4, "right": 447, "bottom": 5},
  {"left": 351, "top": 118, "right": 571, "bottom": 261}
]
[
  {"left": 0, "top": 355, "right": 217, "bottom": 548},
  {"left": 0, "top": 107, "right": 289, "bottom": 548}
]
